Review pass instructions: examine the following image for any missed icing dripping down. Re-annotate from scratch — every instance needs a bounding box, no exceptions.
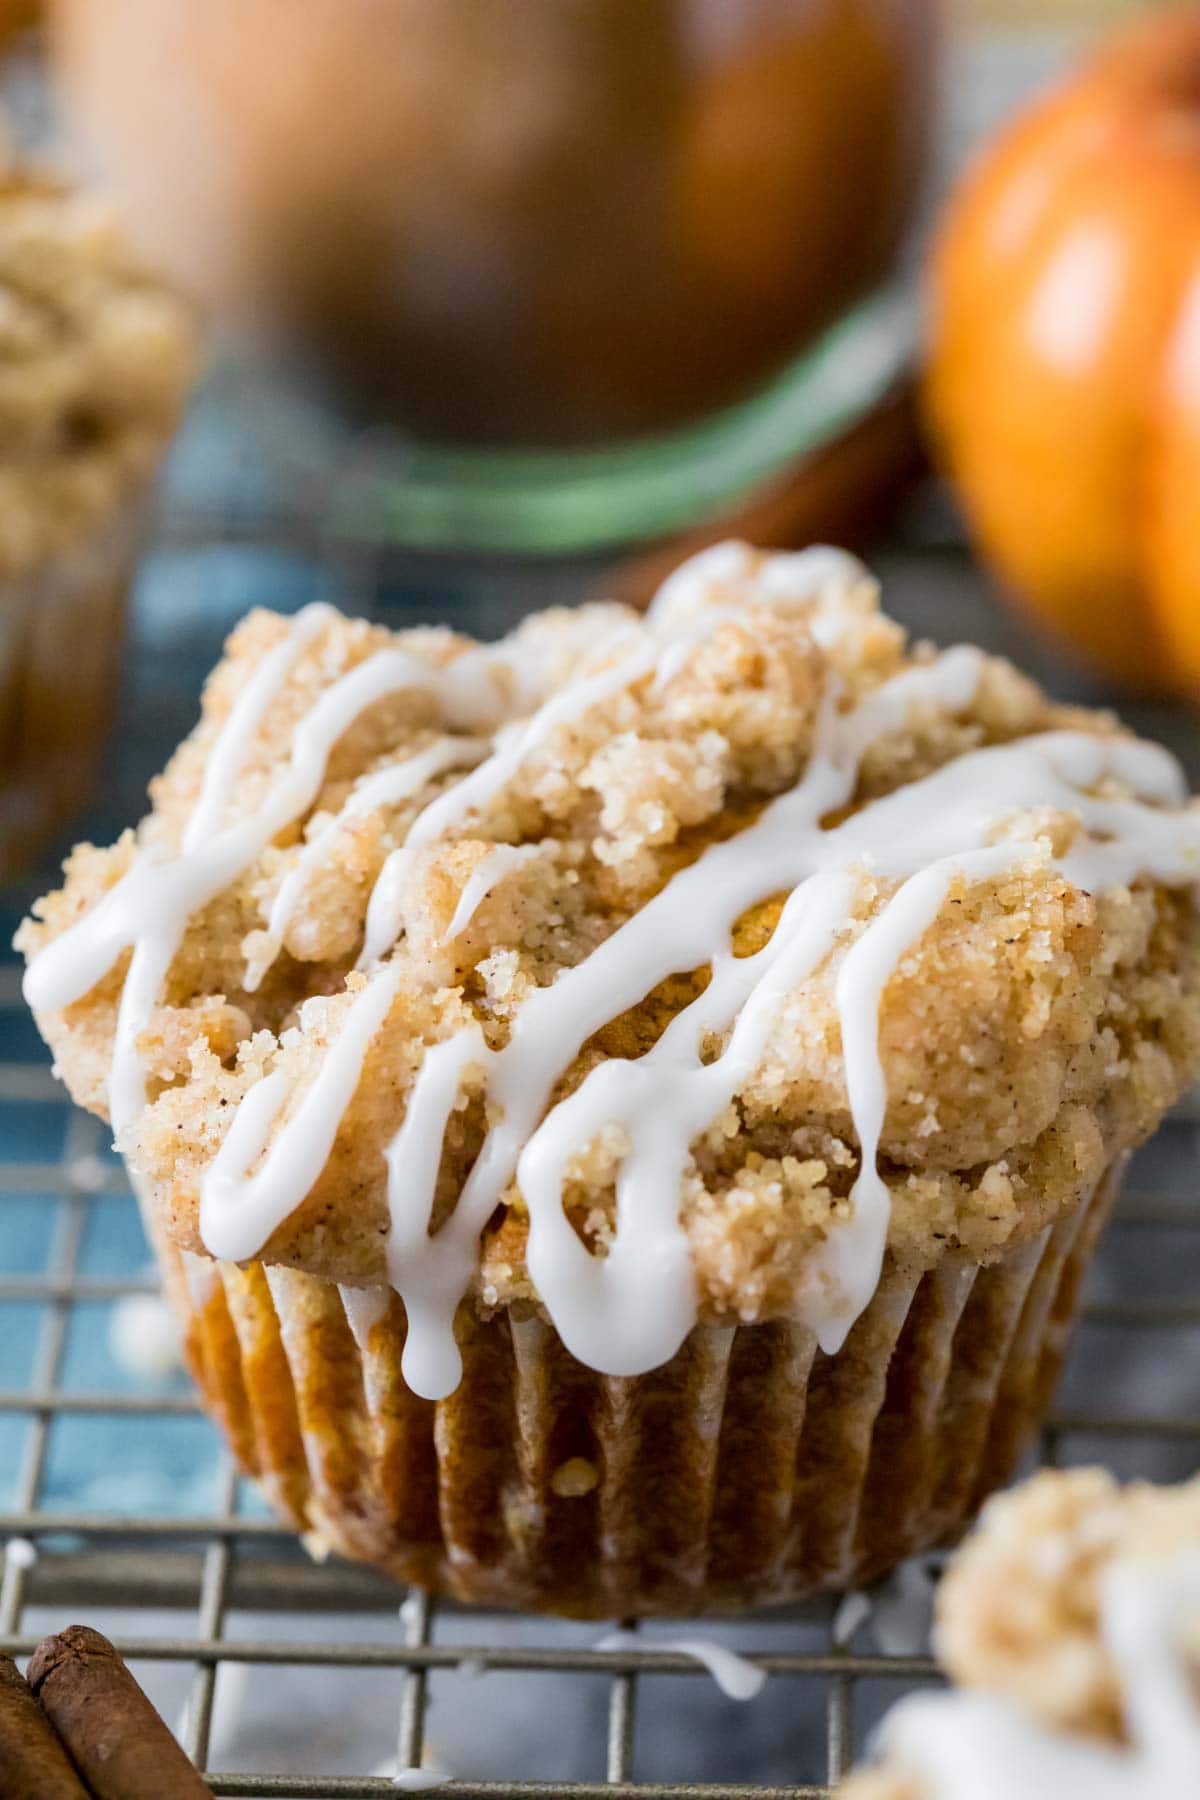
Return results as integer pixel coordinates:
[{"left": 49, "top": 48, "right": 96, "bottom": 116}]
[
  {"left": 247, "top": 734, "right": 488, "bottom": 989},
  {"left": 872, "top": 1552, "right": 1200, "bottom": 1797},
  {"left": 381, "top": 1022, "right": 490, "bottom": 1400},
  {"left": 594, "top": 1629, "right": 767, "bottom": 1702},
  {"left": 202, "top": 966, "right": 403, "bottom": 1262},
  {"left": 519, "top": 869, "right": 857, "bottom": 1378},
  {"left": 822, "top": 842, "right": 1028, "bottom": 1354}
]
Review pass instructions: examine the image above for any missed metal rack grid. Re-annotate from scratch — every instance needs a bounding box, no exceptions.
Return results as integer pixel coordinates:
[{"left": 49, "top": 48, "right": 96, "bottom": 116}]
[{"left": 3, "top": 869, "right": 1200, "bottom": 1799}]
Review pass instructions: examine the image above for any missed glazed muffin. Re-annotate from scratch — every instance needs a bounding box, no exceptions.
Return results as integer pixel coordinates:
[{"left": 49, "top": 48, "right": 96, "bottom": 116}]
[
  {"left": 17, "top": 542, "right": 1200, "bottom": 1615},
  {"left": 0, "top": 136, "right": 194, "bottom": 869},
  {"left": 840, "top": 1467, "right": 1200, "bottom": 1796}
]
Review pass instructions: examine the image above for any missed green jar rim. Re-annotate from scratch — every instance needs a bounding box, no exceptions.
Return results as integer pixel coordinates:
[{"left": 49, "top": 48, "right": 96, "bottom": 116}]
[{"left": 325, "top": 286, "right": 917, "bottom": 558}]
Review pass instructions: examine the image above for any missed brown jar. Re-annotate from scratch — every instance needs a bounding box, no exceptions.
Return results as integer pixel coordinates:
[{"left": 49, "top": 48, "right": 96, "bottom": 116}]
[{"left": 51, "top": 0, "right": 936, "bottom": 447}]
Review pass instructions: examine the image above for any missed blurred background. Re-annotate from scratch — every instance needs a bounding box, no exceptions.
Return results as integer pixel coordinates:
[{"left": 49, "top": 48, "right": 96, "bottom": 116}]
[
  {"left": 1, "top": 1, "right": 1199, "bottom": 1792},
  {"left": 1, "top": 0, "right": 1190, "bottom": 866}
]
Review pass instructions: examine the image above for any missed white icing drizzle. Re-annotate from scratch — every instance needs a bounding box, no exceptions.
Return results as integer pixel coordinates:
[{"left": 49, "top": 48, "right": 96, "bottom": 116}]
[
  {"left": 4, "top": 1536, "right": 37, "bottom": 1572},
  {"left": 376, "top": 654, "right": 985, "bottom": 1392},
  {"left": 25, "top": 623, "right": 446, "bottom": 1132},
  {"left": 359, "top": 628, "right": 656, "bottom": 966},
  {"left": 646, "top": 539, "right": 869, "bottom": 642},
  {"left": 519, "top": 869, "right": 857, "bottom": 1378},
  {"left": 824, "top": 843, "right": 1026, "bottom": 1352},
  {"left": 594, "top": 1629, "right": 767, "bottom": 1702},
  {"left": 382, "top": 1022, "right": 491, "bottom": 1400},
  {"left": 646, "top": 541, "right": 873, "bottom": 683},
  {"left": 201, "top": 965, "right": 402, "bottom": 1262},
  {"left": 186, "top": 603, "right": 338, "bottom": 847},
  {"left": 833, "top": 1557, "right": 937, "bottom": 1656},
  {"left": 23, "top": 610, "right": 573, "bottom": 1136},
  {"left": 390, "top": 1770, "right": 449, "bottom": 1793},
  {"left": 439, "top": 606, "right": 629, "bottom": 731},
  {"left": 182, "top": 558, "right": 944, "bottom": 1395},
  {"left": 873, "top": 1551, "right": 1200, "bottom": 1797},
  {"left": 23, "top": 545, "right": 1200, "bottom": 1410},
  {"left": 247, "top": 734, "right": 488, "bottom": 989},
  {"left": 28, "top": 600, "right": 334, "bottom": 1132},
  {"left": 645, "top": 540, "right": 757, "bottom": 624},
  {"left": 444, "top": 843, "right": 545, "bottom": 941}
]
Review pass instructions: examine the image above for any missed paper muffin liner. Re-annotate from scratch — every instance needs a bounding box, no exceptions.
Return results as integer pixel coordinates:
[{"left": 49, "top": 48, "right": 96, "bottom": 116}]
[
  {"left": 0, "top": 498, "right": 151, "bottom": 874},
  {"left": 133, "top": 1160, "right": 1120, "bottom": 1617}
]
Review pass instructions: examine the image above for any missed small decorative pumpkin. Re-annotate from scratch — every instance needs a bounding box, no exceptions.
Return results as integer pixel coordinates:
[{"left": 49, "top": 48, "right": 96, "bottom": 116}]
[{"left": 926, "top": 6, "right": 1200, "bottom": 694}]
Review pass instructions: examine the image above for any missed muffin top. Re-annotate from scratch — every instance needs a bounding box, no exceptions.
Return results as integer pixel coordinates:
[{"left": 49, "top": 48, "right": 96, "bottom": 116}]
[
  {"left": 18, "top": 543, "right": 1200, "bottom": 1396},
  {"left": 0, "top": 133, "right": 194, "bottom": 576},
  {"left": 840, "top": 1467, "right": 1200, "bottom": 1797}
]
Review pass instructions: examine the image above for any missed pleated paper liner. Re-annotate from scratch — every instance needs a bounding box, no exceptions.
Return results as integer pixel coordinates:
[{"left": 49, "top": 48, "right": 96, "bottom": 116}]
[{"left": 134, "top": 1161, "right": 1120, "bottom": 1618}]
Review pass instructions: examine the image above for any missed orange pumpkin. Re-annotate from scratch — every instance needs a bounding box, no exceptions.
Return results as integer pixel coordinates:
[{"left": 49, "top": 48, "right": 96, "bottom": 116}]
[{"left": 926, "top": 6, "right": 1200, "bottom": 695}]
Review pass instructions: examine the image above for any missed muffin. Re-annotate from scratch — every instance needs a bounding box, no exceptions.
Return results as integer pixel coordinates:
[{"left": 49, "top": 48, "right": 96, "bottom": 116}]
[
  {"left": 17, "top": 542, "right": 1200, "bottom": 1616},
  {"left": 0, "top": 137, "right": 194, "bottom": 870},
  {"left": 840, "top": 1466, "right": 1200, "bottom": 1796}
]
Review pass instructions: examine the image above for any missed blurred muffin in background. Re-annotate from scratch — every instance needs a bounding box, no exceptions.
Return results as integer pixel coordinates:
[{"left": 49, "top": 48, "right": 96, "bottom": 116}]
[
  {"left": 0, "top": 133, "right": 194, "bottom": 871},
  {"left": 839, "top": 1467, "right": 1200, "bottom": 1796}
]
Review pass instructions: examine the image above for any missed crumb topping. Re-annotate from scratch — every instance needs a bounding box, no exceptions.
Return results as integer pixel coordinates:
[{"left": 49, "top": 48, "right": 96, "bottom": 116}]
[{"left": 17, "top": 549, "right": 1200, "bottom": 1333}]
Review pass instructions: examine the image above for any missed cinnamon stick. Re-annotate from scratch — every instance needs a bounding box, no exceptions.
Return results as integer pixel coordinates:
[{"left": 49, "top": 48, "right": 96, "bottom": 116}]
[
  {"left": 26, "top": 1626, "right": 213, "bottom": 1800},
  {"left": 0, "top": 1655, "right": 90, "bottom": 1800}
]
